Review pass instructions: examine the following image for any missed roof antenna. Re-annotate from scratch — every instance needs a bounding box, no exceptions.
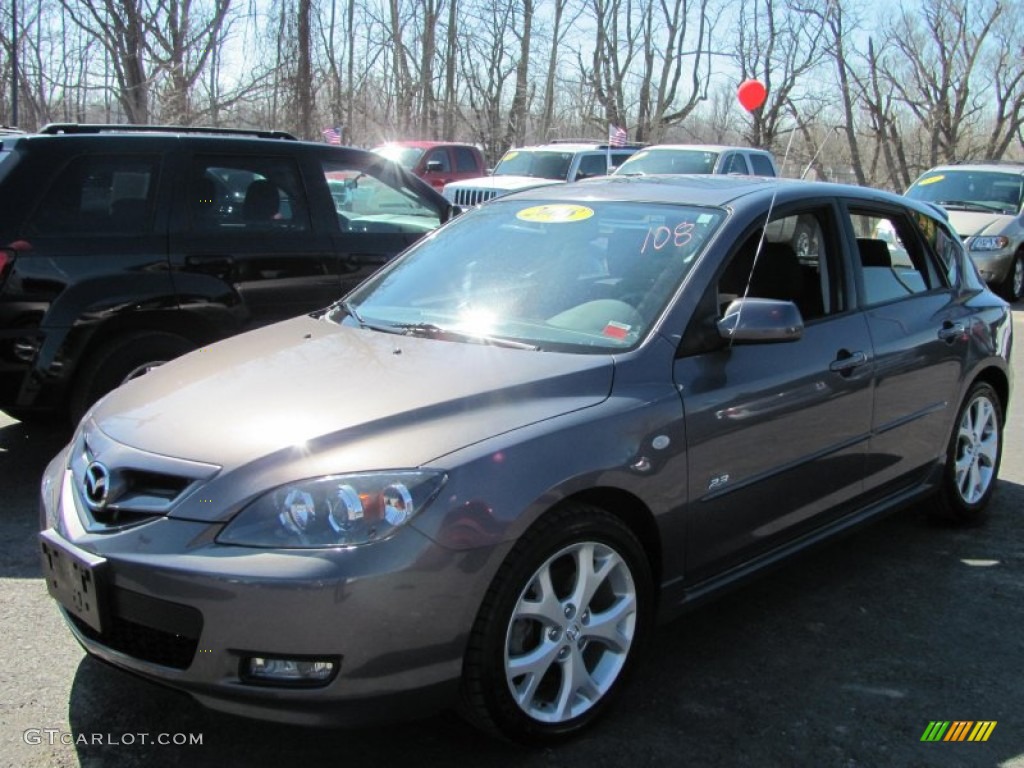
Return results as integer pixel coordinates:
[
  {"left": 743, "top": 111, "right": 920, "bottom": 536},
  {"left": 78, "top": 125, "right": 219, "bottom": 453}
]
[{"left": 728, "top": 126, "right": 798, "bottom": 347}]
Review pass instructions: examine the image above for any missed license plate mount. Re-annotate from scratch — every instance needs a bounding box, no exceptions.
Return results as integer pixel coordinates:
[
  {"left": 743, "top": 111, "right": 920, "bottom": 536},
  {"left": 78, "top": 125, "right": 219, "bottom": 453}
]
[{"left": 39, "top": 529, "right": 108, "bottom": 634}]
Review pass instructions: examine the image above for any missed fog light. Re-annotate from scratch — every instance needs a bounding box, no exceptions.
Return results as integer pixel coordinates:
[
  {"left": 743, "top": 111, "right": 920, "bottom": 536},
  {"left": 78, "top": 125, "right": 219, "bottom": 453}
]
[{"left": 244, "top": 656, "right": 338, "bottom": 686}]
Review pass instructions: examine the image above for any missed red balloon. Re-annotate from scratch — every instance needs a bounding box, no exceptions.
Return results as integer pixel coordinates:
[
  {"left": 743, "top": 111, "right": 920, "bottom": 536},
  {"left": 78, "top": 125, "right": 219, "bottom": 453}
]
[{"left": 737, "top": 79, "right": 767, "bottom": 112}]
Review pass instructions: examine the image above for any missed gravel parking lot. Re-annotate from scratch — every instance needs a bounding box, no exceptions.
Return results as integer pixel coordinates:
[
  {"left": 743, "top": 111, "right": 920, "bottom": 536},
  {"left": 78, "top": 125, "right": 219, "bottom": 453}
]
[{"left": 2, "top": 309, "right": 1022, "bottom": 768}]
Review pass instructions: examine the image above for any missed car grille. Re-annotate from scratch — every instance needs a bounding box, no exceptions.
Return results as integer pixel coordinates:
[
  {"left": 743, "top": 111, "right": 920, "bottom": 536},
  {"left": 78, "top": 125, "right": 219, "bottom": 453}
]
[
  {"left": 68, "top": 587, "right": 203, "bottom": 670},
  {"left": 447, "top": 187, "right": 501, "bottom": 207},
  {"left": 69, "top": 422, "right": 220, "bottom": 531}
]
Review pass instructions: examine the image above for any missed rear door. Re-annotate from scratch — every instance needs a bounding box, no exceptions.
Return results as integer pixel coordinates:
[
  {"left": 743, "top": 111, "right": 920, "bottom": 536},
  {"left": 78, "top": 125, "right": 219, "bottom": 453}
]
[{"left": 843, "top": 202, "right": 968, "bottom": 495}]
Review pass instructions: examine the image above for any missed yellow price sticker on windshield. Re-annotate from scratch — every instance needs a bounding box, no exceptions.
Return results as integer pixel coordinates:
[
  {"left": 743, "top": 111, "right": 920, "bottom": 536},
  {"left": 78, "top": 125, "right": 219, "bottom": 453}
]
[
  {"left": 516, "top": 204, "right": 594, "bottom": 223},
  {"left": 918, "top": 175, "right": 944, "bottom": 185}
]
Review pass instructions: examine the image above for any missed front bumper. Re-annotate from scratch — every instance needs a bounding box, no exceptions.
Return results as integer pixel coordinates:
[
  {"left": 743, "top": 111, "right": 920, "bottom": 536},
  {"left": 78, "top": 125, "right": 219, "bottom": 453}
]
[
  {"left": 40, "top": 455, "right": 509, "bottom": 727},
  {"left": 969, "top": 248, "right": 1015, "bottom": 285}
]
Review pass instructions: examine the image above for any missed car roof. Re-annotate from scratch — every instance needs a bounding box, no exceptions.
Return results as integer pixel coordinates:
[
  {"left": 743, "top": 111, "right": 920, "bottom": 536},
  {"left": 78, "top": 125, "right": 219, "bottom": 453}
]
[
  {"left": 505, "top": 142, "right": 634, "bottom": 152},
  {"left": 496, "top": 173, "right": 921, "bottom": 211},
  {"left": 374, "top": 140, "right": 477, "bottom": 150}
]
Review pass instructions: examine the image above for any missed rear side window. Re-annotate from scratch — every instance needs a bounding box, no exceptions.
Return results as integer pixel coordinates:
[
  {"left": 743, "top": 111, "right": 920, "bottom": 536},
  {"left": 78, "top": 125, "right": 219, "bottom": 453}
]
[
  {"left": 849, "top": 210, "right": 943, "bottom": 306},
  {"left": 27, "top": 155, "right": 160, "bottom": 236},
  {"left": 749, "top": 154, "right": 776, "bottom": 176}
]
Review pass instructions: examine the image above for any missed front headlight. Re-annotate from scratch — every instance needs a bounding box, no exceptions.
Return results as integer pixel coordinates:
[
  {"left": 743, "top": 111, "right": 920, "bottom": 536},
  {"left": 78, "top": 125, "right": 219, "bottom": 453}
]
[
  {"left": 970, "top": 236, "right": 1010, "bottom": 252},
  {"left": 217, "top": 470, "right": 446, "bottom": 548}
]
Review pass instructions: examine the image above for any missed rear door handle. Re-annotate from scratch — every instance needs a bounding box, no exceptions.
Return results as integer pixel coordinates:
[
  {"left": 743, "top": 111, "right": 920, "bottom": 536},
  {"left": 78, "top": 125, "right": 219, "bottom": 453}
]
[{"left": 829, "top": 350, "right": 868, "bottom": 375}]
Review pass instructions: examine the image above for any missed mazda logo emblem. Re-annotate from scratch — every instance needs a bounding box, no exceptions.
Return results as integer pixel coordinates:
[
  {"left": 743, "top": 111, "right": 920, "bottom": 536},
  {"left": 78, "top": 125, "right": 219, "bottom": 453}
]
[{"left": 83, "top": 461, "right": 112, "bottom": 510}]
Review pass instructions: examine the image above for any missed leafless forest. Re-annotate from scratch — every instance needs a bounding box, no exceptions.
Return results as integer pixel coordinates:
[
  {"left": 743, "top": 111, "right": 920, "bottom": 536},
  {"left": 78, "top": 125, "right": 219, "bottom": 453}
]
[{"left": 1, "top": 0, "right": 1022, "bottom": 190}]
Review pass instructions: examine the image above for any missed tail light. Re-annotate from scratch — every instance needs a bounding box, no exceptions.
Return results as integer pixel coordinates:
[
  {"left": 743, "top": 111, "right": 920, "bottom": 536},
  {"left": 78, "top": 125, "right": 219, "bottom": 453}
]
[{"left": 0, "top": 249, "right": 13, "bottom": 286}]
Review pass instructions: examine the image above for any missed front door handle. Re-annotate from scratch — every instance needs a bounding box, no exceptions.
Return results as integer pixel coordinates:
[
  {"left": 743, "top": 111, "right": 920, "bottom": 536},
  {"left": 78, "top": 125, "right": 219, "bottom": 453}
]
[{"left": 938, "top": 320, "right": 967, "bottom": 343}]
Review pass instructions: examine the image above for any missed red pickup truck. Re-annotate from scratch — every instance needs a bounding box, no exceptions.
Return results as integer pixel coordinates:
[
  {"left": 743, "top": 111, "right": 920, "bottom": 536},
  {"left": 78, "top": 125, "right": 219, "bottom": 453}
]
[{"left": 372, "top": 141, "right": 486, "bottom": 191}]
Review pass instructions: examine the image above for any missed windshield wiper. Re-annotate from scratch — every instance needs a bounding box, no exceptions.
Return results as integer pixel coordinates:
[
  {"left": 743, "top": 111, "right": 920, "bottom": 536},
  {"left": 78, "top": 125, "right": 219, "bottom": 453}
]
[
  {"left": 935, "top": 199, "right": 1004, "bottom": 212},
  {"left": 393, "top": 322, "right": 540, "bottom": 350}
]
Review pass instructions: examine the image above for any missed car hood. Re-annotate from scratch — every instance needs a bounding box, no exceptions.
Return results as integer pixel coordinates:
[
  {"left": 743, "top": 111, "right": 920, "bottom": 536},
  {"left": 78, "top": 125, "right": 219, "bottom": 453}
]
[
  {"left": 89, "top": 315, "right": 614, "bottom": 472},
  {"left": 445, "top": 175, "right": 564, "bottom": 191},
  {"left": 945, "top": 210, "right": 1013, "bottom": 238}
]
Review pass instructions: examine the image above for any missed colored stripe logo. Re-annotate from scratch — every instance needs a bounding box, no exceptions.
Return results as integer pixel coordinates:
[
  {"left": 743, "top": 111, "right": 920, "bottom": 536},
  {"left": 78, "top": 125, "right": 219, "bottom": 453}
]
[{"left": 921, "top": 721, "right": 997, "bottom": 742}]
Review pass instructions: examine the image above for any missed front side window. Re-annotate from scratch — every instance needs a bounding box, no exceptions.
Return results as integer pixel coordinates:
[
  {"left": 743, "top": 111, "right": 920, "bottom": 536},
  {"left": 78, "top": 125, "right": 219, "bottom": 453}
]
[
  {"left": 424, "top": 149, "right": 450, "bottom": 173},
  {"left": 189, "top": 156, "right": 310, "bottom": 232},
  {"left": 28, "top": 154, "right": 159, "bottom": 236},
  {"left": 749, "top": 154, "right": 776, "bottom": 176},
  {"left": 335, "top": 199, "right": 725, "bottom": 352},
  {"left": 575, "top": 154, "right": 609, "bottom": 180},
  {"left": 323, "top": 158, "right": 442, "bottom": 234},
  {"left": 717, "top": 210, "right": 839, "bottom": 322}
]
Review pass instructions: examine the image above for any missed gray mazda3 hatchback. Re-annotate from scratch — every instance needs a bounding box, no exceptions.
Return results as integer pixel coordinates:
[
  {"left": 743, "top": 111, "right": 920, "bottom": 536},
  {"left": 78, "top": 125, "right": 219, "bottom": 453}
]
[{"left": 40, "top": 174, "right": 1013, "bottom": 744}]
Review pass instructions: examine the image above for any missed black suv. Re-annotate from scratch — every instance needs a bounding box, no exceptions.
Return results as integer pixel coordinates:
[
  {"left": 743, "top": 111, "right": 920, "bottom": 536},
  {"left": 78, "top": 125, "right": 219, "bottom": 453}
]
[{"left": 0, "top": 124, "right": 453, "bottom": 423}]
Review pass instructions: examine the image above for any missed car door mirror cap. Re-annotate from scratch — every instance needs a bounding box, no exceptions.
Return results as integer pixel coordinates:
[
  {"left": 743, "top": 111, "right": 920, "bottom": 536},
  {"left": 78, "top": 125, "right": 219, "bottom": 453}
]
[{"left": 717, "top": 298, "right": 804, "bottom": 343}]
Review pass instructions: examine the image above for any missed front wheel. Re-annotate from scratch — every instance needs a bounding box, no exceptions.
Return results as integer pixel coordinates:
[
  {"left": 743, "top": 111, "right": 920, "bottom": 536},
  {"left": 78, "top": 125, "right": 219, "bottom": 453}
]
[
  {"left": 998, "top": 251, "right": 1023, "bottom": 303},
  {"left": 932, "top": 382, "right": 1004, "bottom": 523},
  {"left": 460, "top": 503, "right": 653, "bottom": 744}
]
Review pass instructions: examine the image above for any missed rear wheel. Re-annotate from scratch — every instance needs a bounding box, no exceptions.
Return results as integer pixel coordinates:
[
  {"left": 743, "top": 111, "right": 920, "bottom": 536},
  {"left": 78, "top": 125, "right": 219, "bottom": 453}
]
[
  {"left": 460, "top": 503, "right": 652, "bottom": 744},
  {"left": 70, "top": 331, "right": 195, "bottom": 425},
  {"left": 931, "top": 382, "right": 1003, "bottom": 524}
]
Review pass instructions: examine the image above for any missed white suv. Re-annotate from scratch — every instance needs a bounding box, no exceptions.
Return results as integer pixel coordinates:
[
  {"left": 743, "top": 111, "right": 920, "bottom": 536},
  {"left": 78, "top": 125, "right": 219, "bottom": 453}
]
[
  {"left": 443, "top": 141, "right": 641, "bottom": 207},
  {"left": 903, "top": 163, "right": 1024, "bottom": 302},
  {"left": 613, "top": 144, "right": 778, "bottom": 177}
]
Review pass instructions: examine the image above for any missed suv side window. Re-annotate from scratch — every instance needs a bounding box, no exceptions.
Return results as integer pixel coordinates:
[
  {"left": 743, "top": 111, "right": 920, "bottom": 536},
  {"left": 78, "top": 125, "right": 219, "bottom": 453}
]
[
  {"left": 189, "top": 156, "right": 310, "bottom": 232},
  {"left": 575, "top": 154, "right": 608, "bottom": 180},
  {"left": 322, "top": 159, "right": 442, "bottom": 234},
  {"left": 28, "top": 154, "right": 160, "bottom": 236},
  {"left": 749, "top": 154, "right": 776, "bottom": 176},
  {"left": 424, "top": 149, "right": 451, "bottom": 173},
  {"left": 721, "top": 153, "right": 750, "bottom": 174}
]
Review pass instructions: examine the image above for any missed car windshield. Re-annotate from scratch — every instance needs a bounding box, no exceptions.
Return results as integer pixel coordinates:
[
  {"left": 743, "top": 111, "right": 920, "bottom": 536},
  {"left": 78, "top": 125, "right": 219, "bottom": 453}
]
[
  {"left": 906, "top": 170, "right": 1023, "bottom": 214},
  {"left": 493, "top": 150, "right": 575, "bottom": 179},
  {"left": 616, "top": 149, "right": 719, "bottom": 175},
  {"left": 372, "top": 145, "right": 424, "bottom": 170},
  {"left": 331, "top": 199, "right": 724, "bottom": 352}
]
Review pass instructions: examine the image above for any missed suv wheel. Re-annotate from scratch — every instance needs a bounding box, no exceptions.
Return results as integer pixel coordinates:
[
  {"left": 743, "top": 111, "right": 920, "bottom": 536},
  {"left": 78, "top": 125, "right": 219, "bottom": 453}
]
[{"left": 70, "top": 331, "right": 195, "bottom": 425}]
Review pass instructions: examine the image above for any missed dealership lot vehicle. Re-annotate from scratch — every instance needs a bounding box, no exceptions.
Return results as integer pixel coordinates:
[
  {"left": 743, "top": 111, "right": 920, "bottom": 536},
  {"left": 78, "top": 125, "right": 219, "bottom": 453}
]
[
  {"left": 372, "top": 141, "right": 487, "bottom": 191},
  {"left": 903, "top": 162, "right": 1024, "bottom": 302},
  {"left": 39, "top": 175, "right": 1012, "bottom": 744},
  {"left": 0, "top": 124, "right": 452, "bottom": 423},
  {"left": 613, "top": 144, "right": 778, "bottom": 177},
  {"left": 442, "top": 140, "right": 640, "bottom": 207}
]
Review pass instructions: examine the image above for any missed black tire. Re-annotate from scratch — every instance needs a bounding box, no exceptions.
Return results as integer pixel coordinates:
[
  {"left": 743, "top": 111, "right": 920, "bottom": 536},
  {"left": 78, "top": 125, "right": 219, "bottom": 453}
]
[
  {"left": 69, "top": 331, "right": 195, "bottom": 425},
  {"left": 997, "top": 251, "right": 1023, "bottom": 303},
  {"left": 460, "top": 503, "right": 653, "bottom": 745},
  {"left": 931, "top": 382, "right": 1004, "bottom": 524}
]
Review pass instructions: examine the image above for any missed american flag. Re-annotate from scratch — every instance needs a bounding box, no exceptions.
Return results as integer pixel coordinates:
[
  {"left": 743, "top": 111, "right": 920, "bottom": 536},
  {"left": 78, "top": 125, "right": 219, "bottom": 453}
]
[
  {"left": 608, "top": 124, "right": 628, "bottom": 147},
  {"left": 322, "top": 126, "right": 342, "bottom": 145}
]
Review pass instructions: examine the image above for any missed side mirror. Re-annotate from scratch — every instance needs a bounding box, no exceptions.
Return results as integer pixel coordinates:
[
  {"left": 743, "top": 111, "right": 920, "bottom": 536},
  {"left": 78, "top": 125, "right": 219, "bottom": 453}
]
[{"left": 717, "top": 298, "right": 803, "bottom": 343}]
